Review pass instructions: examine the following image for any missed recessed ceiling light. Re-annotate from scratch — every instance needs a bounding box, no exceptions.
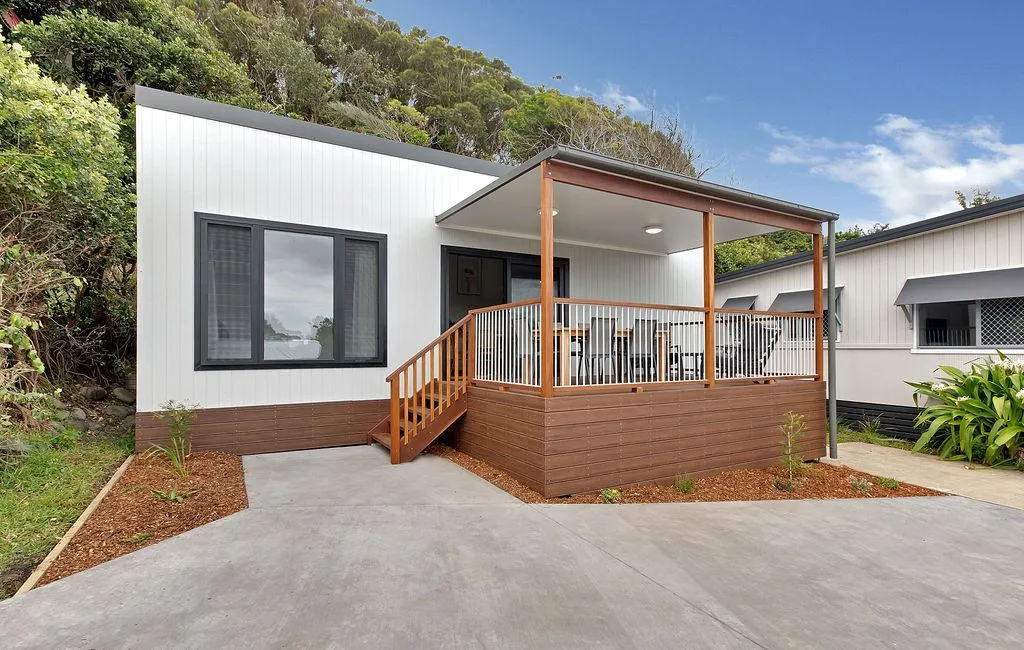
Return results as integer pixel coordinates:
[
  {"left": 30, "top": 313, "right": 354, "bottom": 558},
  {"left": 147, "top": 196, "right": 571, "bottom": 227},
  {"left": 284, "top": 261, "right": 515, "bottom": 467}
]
[
  {"left": 644, "top": 225, "right": 663, "bottom": 235},
  {"left": 538, "top": 209, "right": 560, "bottom": 216}
]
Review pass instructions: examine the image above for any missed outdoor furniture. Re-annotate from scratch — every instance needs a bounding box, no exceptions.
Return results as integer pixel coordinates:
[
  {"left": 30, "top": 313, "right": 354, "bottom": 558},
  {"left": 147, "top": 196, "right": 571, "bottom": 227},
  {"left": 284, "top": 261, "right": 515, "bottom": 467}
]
[
  {"left": 577, "top": 316, "right": 618, "bottom": 383},
  {"left": 623, "top": 318, "right": 660, "bottom": 382},
  {"left": 505, "top": 314, "right": 539, "bottom": 384},
  {"left": 715, "top": 320, "right": 782, "bottom": 379}
]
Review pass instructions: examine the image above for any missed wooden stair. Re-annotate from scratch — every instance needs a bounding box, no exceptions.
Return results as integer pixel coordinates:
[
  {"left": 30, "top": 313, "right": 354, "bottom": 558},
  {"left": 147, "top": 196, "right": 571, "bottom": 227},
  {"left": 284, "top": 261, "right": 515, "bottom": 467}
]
[{"left": 370, "top": 315, "right": 473, "bottom": 464}]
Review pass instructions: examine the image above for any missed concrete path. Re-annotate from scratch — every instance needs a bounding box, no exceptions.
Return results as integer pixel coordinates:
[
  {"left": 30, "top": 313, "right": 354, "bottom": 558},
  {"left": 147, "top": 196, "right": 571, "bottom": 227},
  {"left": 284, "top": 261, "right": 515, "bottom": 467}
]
[
  {"left": 2, "top": 446, "right": 1024, "bottom": 648},
  {"left": 824, "top": 441, "right": 1024, "bottom": 510}
]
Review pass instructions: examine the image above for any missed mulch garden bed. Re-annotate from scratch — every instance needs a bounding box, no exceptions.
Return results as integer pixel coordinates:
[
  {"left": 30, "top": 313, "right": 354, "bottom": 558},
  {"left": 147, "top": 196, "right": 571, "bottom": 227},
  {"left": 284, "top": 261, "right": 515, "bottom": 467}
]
[
  {"left": 38, "top": 451, "right": 247, "bottom": 586},
  {"left": 428, "top": 444, "right": 944, "bottom": 504}
]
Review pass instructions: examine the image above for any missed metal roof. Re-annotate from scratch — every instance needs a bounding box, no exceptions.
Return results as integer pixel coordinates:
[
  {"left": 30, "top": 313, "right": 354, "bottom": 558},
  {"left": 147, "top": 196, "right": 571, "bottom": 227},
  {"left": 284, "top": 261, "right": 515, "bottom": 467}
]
[
  {"left": 435, "top": 145, "right": 838, "bottom": 225},
  {"left": 894, "top": 267, "right": 1024, "bottom": 306},
  {"left": 717, "top": 194, "right": 1024, "bottom": 283},
  {"left": 721, "top": 295, "right": 757, "bottom": 310},
  {"left": 769, "top": 287, "right": 844, "bottom": 312},
  {"left": 134, "top": 86, "right": 510, "bottom": 177}
]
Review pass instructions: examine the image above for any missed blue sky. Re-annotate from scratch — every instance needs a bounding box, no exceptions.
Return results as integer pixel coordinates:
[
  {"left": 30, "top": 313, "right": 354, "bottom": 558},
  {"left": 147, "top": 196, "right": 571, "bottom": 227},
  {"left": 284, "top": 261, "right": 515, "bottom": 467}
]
[{"left": 372, "top": 0, "right": 1024, "bottom": 229}]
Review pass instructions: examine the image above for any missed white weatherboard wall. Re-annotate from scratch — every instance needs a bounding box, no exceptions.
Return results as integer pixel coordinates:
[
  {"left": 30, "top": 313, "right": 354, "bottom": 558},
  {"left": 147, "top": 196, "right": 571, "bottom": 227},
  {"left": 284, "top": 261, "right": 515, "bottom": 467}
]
[
  {"left": 715, "top": 208, "right": 1024, "bottom": 406},
  {"left": 137, "top": 107, "right": 703, "bottom": 412}
]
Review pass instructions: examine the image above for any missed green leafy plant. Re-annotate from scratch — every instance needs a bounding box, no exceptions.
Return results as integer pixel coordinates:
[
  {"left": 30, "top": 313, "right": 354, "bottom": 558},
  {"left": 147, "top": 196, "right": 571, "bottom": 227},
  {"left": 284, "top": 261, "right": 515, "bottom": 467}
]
[
  {"left": 599, "top": 488, "right": 621, "bottom": 504},
  {"left": 908, "top": 353, "right": 1024, "bottom": 465},
  {"left": 877, "top": 477, "right": 900, "bottom": 490},
  {"left": 779, "top": 411, "right": 806, "bottom": 486},
  {"left": 673, "top": 475, "right": 695, "bottom": 494},
  {"left": 127, "top": 532, "right": 153, "bottom": 544},
  {"left": 858, "top": 416, "right": 883, "bottom": 438},
  {"left": 152, "top": 488, "right": 197, "bottom": 503},
  {"left": 849, "top": 476, "right": 872, "bottom": 493},
  {"left": 147, "top": 400, "right": 198, "bottom": 478},
  {"left": 772, "top": 476, "right": 795, "bottom": 492}
]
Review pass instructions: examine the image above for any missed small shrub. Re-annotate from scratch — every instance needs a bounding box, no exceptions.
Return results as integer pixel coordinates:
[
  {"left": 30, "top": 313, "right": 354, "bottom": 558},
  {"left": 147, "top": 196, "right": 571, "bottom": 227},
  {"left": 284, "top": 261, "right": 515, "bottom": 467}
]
[
  {"left": 772, "top": 476, "right": 794, "bottom": 492},
  {"left": 152, "top": 488, "right": 197, "bottom": 503},
  {"left": 801, "top": 462, "right": 828, "bottom": 479},
  {"left": 858, "top": 416, "right": 883, "bottom": 438},
  {"left": 849, "top": 476, "right": 872, "bottom": 493},
  {"left": 127, "top": 532, "right": 153, "bottom": 544},
  {"left": 780, "top": 411, "right": 806, "bottom": 484},
  {"left": 877, "top": 476, "right": 900, "bottom": 490},
  {"left": 148, "top": 400, "right": 197, "bottom": 477},
  {"left": 599, "top": 488, "right": 621, "bottom": 504},
  {"left": 673, "top": 475, "right": 695, "bottom": 494}
]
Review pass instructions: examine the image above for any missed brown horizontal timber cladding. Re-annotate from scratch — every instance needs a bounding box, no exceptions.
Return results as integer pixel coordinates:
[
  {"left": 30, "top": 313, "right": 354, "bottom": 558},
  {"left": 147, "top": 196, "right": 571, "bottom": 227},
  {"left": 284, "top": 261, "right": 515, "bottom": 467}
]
[
  {"left": 135, "top": 399, "right": 389, "bottom": 455},
  {"left": 461, "top": 382, "right": 825, "bottom": 498}
]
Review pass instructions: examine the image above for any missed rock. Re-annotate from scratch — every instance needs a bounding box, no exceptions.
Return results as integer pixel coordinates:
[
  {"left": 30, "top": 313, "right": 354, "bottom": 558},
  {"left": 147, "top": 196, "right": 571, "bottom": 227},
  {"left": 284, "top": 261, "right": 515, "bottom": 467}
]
[
  {"left": 0, "top": 438, "right": 33, "bottom": 455},
  {"left": 71, "top": 407, "right": 87, "bottom": 421},
  {"left": 104, "top": 403, "right": 134, "bottom": 419},
  {"left": 120, "top": 413, "right": 136, "bottom": 430},
  {"left": 78, "top": 386, "right": 107, "bottom": 401},
  {"left": 47, "top": 395, "right": 67, "bottom": 410},
  {"left": 69, "top": 417, "right": 101, "bottom": 432},
  {"left": 111, "top": 387, "right": 136, "bottom": 404},
  {"left": 53, "top": 409, "right": 71, "bottom": 421}
]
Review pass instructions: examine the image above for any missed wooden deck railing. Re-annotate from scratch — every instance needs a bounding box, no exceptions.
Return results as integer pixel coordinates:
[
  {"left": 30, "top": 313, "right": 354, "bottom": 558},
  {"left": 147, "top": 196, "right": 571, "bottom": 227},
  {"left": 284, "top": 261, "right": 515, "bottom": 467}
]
[
  {"left": 384, "top": 313, "right": 472, "bottom": 463},
  {"left": 466, "top": 298, "right": 822, "bottom": 394}
]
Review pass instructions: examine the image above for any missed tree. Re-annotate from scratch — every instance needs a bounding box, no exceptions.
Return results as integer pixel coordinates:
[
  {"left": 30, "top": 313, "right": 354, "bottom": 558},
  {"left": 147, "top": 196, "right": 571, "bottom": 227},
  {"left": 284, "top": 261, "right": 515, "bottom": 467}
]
[
  {"left": 714, "top": 223, "right": 887, "bottom": 275},
  {"left": 955, "top": 187, "right": 1000, "bottom": 210},
  {"left": 1, "top": 35, "right": 133, "bottom": 379}
]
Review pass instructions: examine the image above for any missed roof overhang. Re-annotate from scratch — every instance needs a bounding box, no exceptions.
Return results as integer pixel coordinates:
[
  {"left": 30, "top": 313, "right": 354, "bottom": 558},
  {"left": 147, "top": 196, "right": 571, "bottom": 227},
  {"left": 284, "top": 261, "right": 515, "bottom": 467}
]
[
  {"left": 435, "top": 146, "right": 837, "bottom": 255},
  {"left": 770, "top": 287, "right": 844, "bottom": 313},
  {"left": 895, "top": 266, "right": 1024, "bottom": 306},
  {"left": 721, "top": 295, "right": 757, "bottom": 310}
]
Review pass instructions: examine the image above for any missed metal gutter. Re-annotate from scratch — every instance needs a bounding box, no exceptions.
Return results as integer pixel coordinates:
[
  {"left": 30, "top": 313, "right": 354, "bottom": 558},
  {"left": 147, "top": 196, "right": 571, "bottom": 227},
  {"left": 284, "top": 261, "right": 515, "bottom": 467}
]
[{"left": 134, "top": 86, "right": 510, "bottom": 177}]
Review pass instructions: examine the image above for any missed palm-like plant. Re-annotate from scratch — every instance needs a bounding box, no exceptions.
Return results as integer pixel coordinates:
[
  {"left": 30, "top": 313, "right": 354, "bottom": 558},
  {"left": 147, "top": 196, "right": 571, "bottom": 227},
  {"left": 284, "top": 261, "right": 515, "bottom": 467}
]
[{"left": 907, "top": 353, "right": 1024, "bottom": 465}]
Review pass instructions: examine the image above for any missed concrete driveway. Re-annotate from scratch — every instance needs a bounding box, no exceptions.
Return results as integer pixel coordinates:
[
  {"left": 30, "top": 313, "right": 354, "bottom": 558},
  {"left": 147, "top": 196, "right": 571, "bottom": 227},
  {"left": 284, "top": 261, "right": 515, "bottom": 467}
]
[{"left": 2, "top": 446, "right": 1023, "bottom": 649}]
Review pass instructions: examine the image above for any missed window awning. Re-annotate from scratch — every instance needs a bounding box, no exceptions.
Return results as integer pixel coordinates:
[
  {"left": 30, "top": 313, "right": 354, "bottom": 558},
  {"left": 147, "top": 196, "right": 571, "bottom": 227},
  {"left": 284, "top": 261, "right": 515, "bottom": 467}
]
[
  {"left": 769, "top": 287, "right": 843, "bottom": 313},
  {"left": 894, "top": 267, "right": 1024, "bottom": 306},
  {"left": 721, "top": 295, "right": 757, "bottom": 310}
]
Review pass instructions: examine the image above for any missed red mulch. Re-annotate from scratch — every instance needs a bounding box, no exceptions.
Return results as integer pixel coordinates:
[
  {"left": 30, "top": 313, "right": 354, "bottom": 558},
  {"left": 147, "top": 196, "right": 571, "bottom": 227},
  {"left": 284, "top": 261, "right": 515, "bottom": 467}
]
[
  {"left": 427, "top": 444, "right": 944, "bottom": 504},
  {"left": 38, "top": 451, "right": 247, "bottom": 586}
]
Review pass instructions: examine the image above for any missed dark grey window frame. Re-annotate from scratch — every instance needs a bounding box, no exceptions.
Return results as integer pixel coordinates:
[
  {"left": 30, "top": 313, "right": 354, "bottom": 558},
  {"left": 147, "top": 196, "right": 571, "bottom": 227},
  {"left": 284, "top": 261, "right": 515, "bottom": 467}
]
[{"left": 195, "top": 213, "right": 387, "bottom": 370}]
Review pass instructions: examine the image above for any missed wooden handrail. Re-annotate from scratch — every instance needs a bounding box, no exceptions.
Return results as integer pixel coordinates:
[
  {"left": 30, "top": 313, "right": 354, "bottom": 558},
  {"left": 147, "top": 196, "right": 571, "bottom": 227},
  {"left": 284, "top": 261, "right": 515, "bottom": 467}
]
[
  {"left": 715, "top": 308, "right": 818, "bottom": 319},
  {"left": 468, "top": 298, "right": 542, "bottom": 315},
  {"left": 555, "top": 297, "right": 705, "bottom": 312}
]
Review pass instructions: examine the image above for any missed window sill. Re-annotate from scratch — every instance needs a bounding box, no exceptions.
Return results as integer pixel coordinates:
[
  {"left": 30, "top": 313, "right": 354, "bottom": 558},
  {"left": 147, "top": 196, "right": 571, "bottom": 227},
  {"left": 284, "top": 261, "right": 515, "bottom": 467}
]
[
  {"left": 910, "top": 348, "right": 1024, "bottom": 355},
  {"left": 196, "top": 360, "right": 387, "bottom": 371}
]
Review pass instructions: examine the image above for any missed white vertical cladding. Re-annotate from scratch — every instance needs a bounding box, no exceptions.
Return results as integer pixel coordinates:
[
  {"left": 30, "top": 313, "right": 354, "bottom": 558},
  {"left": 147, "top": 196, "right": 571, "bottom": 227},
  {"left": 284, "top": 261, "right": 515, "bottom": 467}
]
[
  {"left": 713, "top": 208, "right": 1024, "bottom": 405},
  {"left": 136, "top": 106, "right": 496, "bottom": 412}
]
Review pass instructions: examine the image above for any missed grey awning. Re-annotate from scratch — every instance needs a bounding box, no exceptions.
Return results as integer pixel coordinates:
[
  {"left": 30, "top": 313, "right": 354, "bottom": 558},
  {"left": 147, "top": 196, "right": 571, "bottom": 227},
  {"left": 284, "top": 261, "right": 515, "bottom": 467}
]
[
  {"left": 894, "top": 267, "right": 1024, "bottom": 306},
  {"left": 721, "top": 295, "right": 757, "bottom": 310},
  {"left": 769, "top": 287, "right": 844, "bottom": 313}
]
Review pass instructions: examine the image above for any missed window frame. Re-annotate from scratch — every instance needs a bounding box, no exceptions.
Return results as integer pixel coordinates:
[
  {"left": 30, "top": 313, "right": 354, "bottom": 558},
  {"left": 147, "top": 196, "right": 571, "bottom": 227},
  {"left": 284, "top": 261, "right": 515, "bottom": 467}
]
[
  {"left": 911, "top": 298, "right": 1024, "bottom": 353},
  {"left": 194, "top": 213, "right": 387, "bottom": 370}
]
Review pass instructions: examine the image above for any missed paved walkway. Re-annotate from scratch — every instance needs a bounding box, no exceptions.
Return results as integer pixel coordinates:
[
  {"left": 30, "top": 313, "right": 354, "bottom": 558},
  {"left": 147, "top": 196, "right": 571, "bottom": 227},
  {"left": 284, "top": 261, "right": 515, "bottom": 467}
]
[
  {"left": 824, "top": 441, "right": 1024, "bottom": 510},
  {"left": 2, "top": 446, "right": 1024, "bottom": 648}
]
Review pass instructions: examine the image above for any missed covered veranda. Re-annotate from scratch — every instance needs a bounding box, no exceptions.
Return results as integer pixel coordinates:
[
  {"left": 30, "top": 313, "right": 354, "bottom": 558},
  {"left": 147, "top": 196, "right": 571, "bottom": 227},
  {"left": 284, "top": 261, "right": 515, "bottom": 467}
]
[{"left": 384, "top": 146, "right": 840, "bottom": 494}]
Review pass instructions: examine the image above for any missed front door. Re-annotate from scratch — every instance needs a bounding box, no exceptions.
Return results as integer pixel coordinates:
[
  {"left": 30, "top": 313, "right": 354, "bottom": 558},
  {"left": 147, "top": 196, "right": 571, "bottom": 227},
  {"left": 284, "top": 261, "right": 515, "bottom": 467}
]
[{"left": 441, "top": 247, "right": 568, "bottom": 329}]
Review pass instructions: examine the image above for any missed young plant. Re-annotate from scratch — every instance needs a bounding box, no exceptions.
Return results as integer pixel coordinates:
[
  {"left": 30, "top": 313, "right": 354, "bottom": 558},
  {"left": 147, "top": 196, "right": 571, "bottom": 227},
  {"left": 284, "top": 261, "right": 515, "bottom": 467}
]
[
  {"left": 877, "top": 476, "right": 900, "bottom": 490},
  {"left": 127, "top": 532, "right": 153, "bottom": 544},
  {"left": 673, "top": 475, "right": 695, "bottom": 494},
  {"left": 779, "top": 411, "right": 806, "bottom": 485},
  {"left": 848, "top": 476, "right": 872, "bottom": 493},
  {"left": 148, "top": 400, "right": 198, "bottom": 478},
  {"left": 599, "top": 488, "right": 622, "bottom": 504},
  {"left": 908, "top": 353, "right": 1024, "bottom": 465},
  {"left": 152, "top": 488, "right": 198, "bottom": 503},
  {"left": 772, "top": 476, "right": 795, "bottom": 492}
]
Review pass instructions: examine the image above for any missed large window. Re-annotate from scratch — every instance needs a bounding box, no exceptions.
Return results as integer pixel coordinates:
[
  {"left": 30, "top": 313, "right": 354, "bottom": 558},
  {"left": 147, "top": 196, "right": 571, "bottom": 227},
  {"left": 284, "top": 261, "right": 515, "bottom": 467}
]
[
  {"left": 916, "top": 297, "right": 1024, "bottom": 348},
  {"left": 196, "top": 214, "right": 386, "bottom": 369}
]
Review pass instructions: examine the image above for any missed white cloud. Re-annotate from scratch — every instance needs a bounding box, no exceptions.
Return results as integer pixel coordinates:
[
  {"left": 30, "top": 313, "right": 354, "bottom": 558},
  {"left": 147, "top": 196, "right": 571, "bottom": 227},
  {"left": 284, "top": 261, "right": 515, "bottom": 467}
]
[
  {"left": 600, "top": 82, "right": 647, "bottom": 114},
  {"left": 702, "top": 94, "right": 727, "bottom": 104},
  {"left": 763, "top": 116, "right": 1024, "bottom": 224}
]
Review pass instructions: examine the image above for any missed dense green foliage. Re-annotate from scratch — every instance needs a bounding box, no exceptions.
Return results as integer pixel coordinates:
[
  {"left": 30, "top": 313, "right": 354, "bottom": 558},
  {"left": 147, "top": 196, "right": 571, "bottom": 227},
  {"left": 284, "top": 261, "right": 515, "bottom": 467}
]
[
  {"left": 715, "top": 223, "right": 888, "bottom": 275},
  {"left": 908, "top": 354, "right": 1024, "bottom": 465}
]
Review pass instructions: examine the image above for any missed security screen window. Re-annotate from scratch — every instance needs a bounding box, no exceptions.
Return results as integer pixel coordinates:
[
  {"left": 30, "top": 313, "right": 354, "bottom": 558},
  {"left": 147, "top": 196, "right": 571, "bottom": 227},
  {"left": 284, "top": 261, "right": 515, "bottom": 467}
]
[{"left": 197, "top": 214, "right": 386, "bottom": 369}]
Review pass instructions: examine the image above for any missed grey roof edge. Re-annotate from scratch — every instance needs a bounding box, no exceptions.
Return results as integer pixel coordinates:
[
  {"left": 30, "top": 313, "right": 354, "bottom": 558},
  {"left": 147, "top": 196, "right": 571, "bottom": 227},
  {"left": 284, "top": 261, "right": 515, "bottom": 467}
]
[
  {"left": 134, "top": 86, "right": 510, "bottom": 177},
  {"left": 716, "top": 193, "right": 1024, "bottom": 284},
  {"left": 435, "top": 144, "right": 838, "bottom": 224}
]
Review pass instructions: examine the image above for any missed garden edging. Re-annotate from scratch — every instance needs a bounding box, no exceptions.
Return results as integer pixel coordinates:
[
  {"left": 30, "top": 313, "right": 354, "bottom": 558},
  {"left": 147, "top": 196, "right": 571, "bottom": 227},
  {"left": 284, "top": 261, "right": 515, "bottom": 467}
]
[{"left": 15, "top": 454, "right": 135, "bottom": 596}]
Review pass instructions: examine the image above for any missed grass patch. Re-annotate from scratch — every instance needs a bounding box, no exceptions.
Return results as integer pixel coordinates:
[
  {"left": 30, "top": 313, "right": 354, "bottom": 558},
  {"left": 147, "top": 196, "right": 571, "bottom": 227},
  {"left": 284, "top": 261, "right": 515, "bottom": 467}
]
[
  {"left": 877, "top": 476, "right": 900, "bottom": 490},
  {"left": 673, "top": 475, "right": 695, "bottom": 494},
  {"left": 836, "top": 417, "right": 915, "bottom": 451},
  {"left": 0, "top": 430, "right": 131, "bottom": 598}
]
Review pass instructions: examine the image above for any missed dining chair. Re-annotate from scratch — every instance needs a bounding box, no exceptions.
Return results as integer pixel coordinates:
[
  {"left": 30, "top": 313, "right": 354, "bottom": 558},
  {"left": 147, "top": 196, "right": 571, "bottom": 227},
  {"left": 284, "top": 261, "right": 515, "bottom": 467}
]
[
  {"left": 507, "top": 314, "right": 538, "bottom": 384},
  {"left": 578, "top": 316, "right": 617, "bottom": 383},
  {"left": 625, "top": 318, "right": 660, "bottom": 382},
  {"left": 716, "top": 319, "right": 781, "bottom": 379}
]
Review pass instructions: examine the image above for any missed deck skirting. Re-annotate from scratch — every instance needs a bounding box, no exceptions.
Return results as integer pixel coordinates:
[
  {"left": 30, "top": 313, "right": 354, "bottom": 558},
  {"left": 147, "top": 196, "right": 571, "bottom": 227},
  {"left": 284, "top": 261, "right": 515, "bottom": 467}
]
[{"left": 452, "top": 382, "right": 827, "bottom": 497}]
